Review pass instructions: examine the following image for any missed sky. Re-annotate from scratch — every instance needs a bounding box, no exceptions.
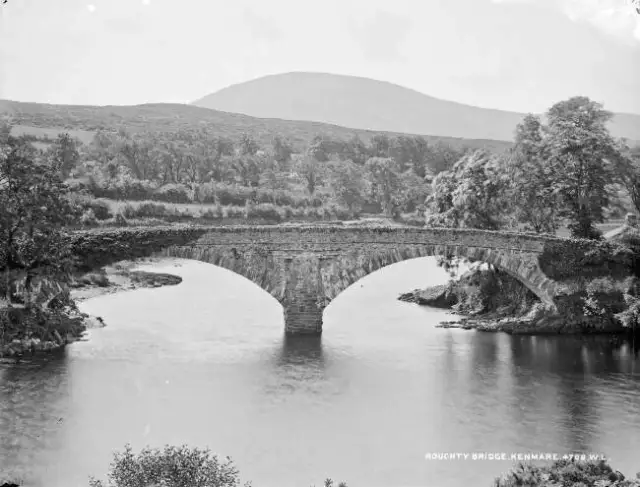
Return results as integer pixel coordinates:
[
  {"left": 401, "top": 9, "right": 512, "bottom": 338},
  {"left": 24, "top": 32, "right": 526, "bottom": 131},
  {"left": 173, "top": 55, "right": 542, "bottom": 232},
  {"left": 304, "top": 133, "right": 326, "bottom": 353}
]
[{"left": 0, "top": 0, "right": 639, "bottom": 114}]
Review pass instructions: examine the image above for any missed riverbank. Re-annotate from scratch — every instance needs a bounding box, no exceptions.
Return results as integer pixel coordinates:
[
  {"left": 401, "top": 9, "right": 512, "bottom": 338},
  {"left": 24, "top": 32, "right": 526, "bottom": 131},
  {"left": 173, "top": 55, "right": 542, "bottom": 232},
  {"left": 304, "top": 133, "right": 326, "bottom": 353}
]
[
  {"left": 70, "top": 257, "right": 183, "bottom": 303},
  {"left": 399, "top": 270, "right": 638, "bottom": 336},
  {"left": 0, "top": 258, "right": 183, "bottom": 361}
]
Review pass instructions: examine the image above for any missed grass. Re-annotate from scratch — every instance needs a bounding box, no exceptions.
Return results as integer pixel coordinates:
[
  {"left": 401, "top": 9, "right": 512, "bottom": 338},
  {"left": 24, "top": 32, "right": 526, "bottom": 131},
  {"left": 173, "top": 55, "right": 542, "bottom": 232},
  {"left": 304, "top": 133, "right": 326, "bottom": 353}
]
[{"left": 9, "top": 123, "right": 96, "bottom": 145}]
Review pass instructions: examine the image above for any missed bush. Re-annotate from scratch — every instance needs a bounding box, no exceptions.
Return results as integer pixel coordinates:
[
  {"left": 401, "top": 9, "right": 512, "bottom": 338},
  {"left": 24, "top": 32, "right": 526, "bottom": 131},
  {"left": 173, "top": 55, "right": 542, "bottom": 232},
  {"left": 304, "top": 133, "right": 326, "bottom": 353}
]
[
  {"left": 246, "top": 203, "right": 283, "bottom": 222},
  {"left": 223, "top": 205, "right": 245, "bottom": 219},
  {"left": 153, "top": 183, "right": 191, "bottom": 204},
  {"left": 88, "top": 444, "right": 248, "bottom": 487},
  {"left": 539, "top": 239, "right": 634, "bottom": 281},
  {"left": 84, "top": 443, "right": 349, "bottom": 487},
  {"left": 129, "top": 202, "right": 168, "bottom": 219},
  {"left": 114, "top": 212, "right": 128, "bottom": 226},
  {"left": 200, "top": 205, "right": 224, "bottom": 221},
  {"left": 85, "top": 199, "right": 113, "bottom": 221},
  {"left": 81, "top": 209, "right": 98, "bottom": 227},
  {"left": 216, "top": 184, "right": 253, "bottom": 206},
  {"left": 494, "top": 459, "right": 640, "bottom": 486}
]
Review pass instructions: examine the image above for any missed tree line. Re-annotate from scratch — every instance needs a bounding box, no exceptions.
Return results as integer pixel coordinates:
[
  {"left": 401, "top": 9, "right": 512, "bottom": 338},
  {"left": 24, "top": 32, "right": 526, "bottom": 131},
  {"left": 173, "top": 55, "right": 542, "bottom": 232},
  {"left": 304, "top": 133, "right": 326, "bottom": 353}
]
[
  {"left": 426, "top": 96, "right": 640, "bottom": 239},
  {"left": 21, "top": 124, "right": 470, "bottom": 218}
]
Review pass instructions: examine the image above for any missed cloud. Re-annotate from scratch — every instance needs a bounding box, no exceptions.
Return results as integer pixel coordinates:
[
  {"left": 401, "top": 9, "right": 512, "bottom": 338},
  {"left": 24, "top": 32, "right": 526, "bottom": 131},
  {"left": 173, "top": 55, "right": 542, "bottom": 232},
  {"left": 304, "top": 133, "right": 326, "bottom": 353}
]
[
  {"left": 491, "top": 0, "right": 640, "bottom": 43},
  {"left": 87, "top": 4, "right": 96, "bottom": 13},
  {"left": 562, "top": 0, "right": 640, "bottom": 44}
]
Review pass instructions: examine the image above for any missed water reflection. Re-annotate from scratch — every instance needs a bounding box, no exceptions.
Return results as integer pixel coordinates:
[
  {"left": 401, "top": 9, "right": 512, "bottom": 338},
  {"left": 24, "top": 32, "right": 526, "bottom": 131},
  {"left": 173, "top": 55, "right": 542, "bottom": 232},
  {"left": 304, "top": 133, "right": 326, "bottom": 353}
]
[
  {"left": 275, "top": 333, "right": 325, "bottom": 369},
  {"left": 0, "top": 352, "right": 70, "bottom": 485},
  {"left": 260, "top": 334, "right": 329, "bottom": 403}
]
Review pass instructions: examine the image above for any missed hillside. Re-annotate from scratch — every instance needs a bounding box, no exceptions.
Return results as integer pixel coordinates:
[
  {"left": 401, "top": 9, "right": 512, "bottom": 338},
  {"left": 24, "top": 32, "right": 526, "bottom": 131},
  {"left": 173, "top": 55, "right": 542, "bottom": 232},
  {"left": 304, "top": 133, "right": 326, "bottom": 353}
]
[
  {"left": 0, "top": 99, "right": 511, "bottom": 153},
  {"left": 193, "top": 72, "right": 640, "bottom": 143}
]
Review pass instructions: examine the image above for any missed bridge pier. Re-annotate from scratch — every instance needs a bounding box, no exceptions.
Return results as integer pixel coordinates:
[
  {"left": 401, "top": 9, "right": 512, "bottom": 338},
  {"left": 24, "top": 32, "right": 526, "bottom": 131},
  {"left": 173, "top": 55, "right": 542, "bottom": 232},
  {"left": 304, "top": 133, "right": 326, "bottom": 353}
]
[{"left": 281, "top": 255, "right": 329, "bottom": 335}]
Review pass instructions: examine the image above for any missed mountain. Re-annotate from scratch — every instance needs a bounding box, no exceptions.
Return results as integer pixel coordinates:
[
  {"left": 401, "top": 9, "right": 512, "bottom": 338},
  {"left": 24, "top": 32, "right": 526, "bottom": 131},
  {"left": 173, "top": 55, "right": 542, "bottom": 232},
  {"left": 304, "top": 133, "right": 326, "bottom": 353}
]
[
  {"left": 193, "top": 72, "right": 640, "bottom": 143},
  {"left": 0, "top": 99, "right": 512, "bottom": 152}
]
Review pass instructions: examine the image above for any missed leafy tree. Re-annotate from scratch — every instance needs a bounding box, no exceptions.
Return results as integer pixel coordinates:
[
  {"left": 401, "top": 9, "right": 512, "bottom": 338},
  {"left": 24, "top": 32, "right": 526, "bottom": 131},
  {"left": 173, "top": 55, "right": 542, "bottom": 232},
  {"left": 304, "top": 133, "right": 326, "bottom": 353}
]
[
  {"left": 612, "top": 141, "right": 640, "bottom": 214},
  {"left": 425, "top": 150, "right": 512, "bottom": 230},
  {"left": 369, "top": 134, "right": 391, "bottom": 158},
  {"left": 232, "top": 155, "right": 262, "bottom": 188},
  {"left": 295, "top": 155, "right": 325, "bottom": 195},
  {"left": 399, "top": 169, "right": 429, "bottom": 213},
  {"left": 238, "top": 133, "right": 260, "bottom": 156},
  {"left": 327, "top": 160, "right": 368, "bottom": 212},
  {"left": 48, "top": 133, "right": 80, "bottom": 179},
  {"left": 343, "top": 134, "right": 369, "bottom": 165},
  {"left": 364, "top": 157, "right": 405, "bottom": 217},
  {"left": 0, "top": 131, "right": 78, "bottom": 305},
  {"left": 544, "top": 96, "right": 617, "bottom": 239},
  {"left": 117, "top": 136, "right": 156, "bottom": 181},
  {"left": 271, "top": 135, "right": 293, "bottom": 166},
  {"left": 507, "top": 114, "right": 561, "bottom": 233}
]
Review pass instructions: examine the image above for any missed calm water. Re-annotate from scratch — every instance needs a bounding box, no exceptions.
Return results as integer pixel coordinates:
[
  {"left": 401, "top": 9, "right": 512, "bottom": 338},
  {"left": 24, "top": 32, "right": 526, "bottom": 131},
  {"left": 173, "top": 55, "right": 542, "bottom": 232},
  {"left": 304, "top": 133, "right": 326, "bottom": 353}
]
[{"left": 1, "top": 257, "right": 640, "bottom": 487}]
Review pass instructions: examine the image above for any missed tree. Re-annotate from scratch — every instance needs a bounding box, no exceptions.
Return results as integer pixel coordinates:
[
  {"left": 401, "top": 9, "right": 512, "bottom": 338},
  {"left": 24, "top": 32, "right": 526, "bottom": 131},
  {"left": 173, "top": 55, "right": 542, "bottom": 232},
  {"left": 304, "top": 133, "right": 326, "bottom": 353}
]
[
  {"left": 48, "top": 133, "right": 80, "bottom": 179},
  {"left": 364, "top": 157, "right": 405, "bottom": 217},
  {"left": 425, "top": 150, "right": 512, "bottom": 230},
  {"left": 507, "top": 114, "right": 562, "bottom": 234},
  {"left": 343, "top": 134, "right": 369, "bottom": 165},
  {"left": 295, "top": 155, "right": 325, "bottom": 195},
  {"left": 327, "top": 160, "right": 368, "bottom": 212},
  {"left": 0, "top": 131, "right": 77, "bottom": 305},
  {"left": 611, "top": 141, "right": 640, "bottom": 214},
  {"left": 369, "top": 134, "right": 391, "bottom": 158},
  {"left": 271, "top": 135, "right": 293, "bottom": 167},
  {"left": 238, "top": 133, "right": 260, "bottom": 156},
  {"left": 544, "top": 96, "right": 617, "bottom": 239},
  {"left": 232, "top": 154, "right": 262, "bottom": 187}
]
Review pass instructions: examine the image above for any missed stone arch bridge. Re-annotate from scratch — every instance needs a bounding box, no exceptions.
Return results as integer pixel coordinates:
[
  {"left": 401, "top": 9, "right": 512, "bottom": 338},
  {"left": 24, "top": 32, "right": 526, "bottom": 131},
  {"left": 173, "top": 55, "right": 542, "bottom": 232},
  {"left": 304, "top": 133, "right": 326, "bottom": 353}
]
[{"left": 70, "top": 225, "right": 570, "bottom": 334}]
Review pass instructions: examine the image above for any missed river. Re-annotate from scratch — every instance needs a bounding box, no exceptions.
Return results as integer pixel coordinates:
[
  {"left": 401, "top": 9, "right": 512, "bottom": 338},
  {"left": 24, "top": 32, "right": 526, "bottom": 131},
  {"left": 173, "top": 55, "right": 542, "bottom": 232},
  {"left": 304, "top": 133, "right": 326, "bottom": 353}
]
[{"left": 1, "top": 257, "right": 640, "bottom": 487}]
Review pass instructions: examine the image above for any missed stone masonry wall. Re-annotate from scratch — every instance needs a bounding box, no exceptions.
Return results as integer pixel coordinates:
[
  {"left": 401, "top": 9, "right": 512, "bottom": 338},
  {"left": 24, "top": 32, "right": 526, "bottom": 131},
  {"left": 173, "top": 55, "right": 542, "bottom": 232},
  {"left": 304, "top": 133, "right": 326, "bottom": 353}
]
[{"left": 70, "top": 225, "right": 573, "bottom": 334}]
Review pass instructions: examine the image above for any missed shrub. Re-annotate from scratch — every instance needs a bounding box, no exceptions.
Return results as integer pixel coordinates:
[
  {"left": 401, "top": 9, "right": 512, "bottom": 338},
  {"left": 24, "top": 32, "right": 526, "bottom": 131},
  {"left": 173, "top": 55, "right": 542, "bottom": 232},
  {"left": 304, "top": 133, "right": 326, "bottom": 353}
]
[
  {"left": 114, "top": 212, "right": 128, "bottom": 227},
  {"left": 282, "top": 205, "right": 294, "bottom": 219},
  {"left": 247, "top": 203, "right": 282, "bottom": 222},
  {"left": 88, "top": 444, "right": 248, "bottom": 487},
  {"left": 539, "top": 239, "right": 634, "bottom": 281},
  {"left": 325, "top": 203, "right": 353, "bottom": 221},
  {"left": 153, "top": 183, "right": 191, "bottom": 204},
  {"left": 200, "top": 205, "right": 224, "bottom": 221},
  {"left": 216, "top": 184, "right": 253, "bottom": 206},
  {"left": 85, "top": 199, "right": 113, "bottom": 221},
  {"left": 132, "top": 202, "right": 168, "bottom": 219},
  {"left": 494, "top": 459, "right": 639, "bottom": 487},
  {"left": 118, "top": 203, "right": 133, "bottom": 219},
  {"left": 223, "top": 205, "right": 245, "bottom": 219},
  {"left": 80, "top": 209, "right": 98, "bottom": 227}
]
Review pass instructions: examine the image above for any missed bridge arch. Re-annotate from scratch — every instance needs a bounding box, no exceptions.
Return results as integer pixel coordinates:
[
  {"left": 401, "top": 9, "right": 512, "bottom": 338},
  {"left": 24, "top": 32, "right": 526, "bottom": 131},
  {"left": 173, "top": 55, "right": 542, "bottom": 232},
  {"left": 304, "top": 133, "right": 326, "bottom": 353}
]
[
  {"left": 318, "top": 244, "right": 558, "bottom": 308},
  {"left": 70, "top": 225, "right": 568, "bottom": 334},
  {"left": 159, "top": 242, "right": 560, "bottom": 334}
]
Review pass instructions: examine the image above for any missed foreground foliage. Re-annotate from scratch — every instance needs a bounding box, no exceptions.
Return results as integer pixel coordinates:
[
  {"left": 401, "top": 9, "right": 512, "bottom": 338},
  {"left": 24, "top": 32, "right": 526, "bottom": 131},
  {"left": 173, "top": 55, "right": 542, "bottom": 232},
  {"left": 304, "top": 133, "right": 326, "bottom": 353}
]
[
  {"left": 494, "top": 459, "right": 640, "bottom": 487},
  {"left": 0, "top": 128, "right": 87, "bottom": 354},
  {"left": 0, "top": 128, "right": 79, "bottom": 307},
  {"left": 87, "top": 444, "right": 348, "bottom": 487}
]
